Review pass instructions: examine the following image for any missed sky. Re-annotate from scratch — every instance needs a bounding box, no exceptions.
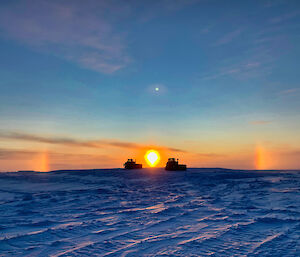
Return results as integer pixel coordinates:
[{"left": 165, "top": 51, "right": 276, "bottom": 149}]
[{"left": 0, "top": 0, "right": 300, "bottom": 171}]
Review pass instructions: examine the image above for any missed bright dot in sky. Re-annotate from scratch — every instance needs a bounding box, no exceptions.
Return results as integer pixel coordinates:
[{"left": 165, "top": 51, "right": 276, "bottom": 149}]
[
  {"left": 145, "top": 149, "right": 160, "bottom": 167},
  {"left": 155, "top": 87, "right": 159, "bottom": 92}
]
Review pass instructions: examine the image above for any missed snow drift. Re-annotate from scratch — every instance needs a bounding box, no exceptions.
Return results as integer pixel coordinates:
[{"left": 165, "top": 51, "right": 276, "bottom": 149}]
[{"left": 0, "top": 168, "right": 299, "bottom": 256}]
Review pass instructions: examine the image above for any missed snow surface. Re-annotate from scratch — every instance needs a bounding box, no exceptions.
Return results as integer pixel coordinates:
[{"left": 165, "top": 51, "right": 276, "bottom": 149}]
[{"left": 0, "top": 168, "right": 299, "bottom": 256}]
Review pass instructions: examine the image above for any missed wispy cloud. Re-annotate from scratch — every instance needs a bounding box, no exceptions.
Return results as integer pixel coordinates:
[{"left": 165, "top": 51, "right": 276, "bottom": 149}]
[
  {"left": 0, "top": 148, "right": 37, "bottom": 159},
  {"left": 199, "top": 59, "right": 266, "bottom": 81},
  {"left": 214, "top": 29, "right": 243, "bottom": 46},
  {"left": 279, "top": 88, "right": 300, "bottom": 95},
  {"left": 281, "top": 150, "right": 300, "bottom": 158},
  {"left": 198, "top": 41, "right": 277, "bottom": 81},
  {"left": 0, "top": 0, "right": 130, "bottom": 73},
  {"left": 0, "top": 0, "right": 203, "bottom": 73},
  {"left": 0, "top": 148, "right": 116, "bottom": 171},
  {"left": 269, "top": 11, "right": 300, "bottom": 24},
  {"left": 0, "top": 131, "right": 187, "bottom": 153},
  {"left": 0, "top": 132, "right": 99, "bottom": 148},
  {"left": 250, "top": 120, "right": 272, "bottom": 125},
  {"left": 194, "top": 153, "right": 226, "bottom": 159},
  {"left": 161, "top": 0, "right": 201, "bottom": 11},
  {"left": 0, "top": 148, "right": 110, "bottom": 161},
  {"left": 263, "top": 0, "right": 287, "bottom": 8},
  {"left": 137, "top": 0, "right": 201, "bottom": 22}
]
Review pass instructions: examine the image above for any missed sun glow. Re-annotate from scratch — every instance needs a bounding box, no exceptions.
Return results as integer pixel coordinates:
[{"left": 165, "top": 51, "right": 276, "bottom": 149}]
[
  {"left": 31, "top": 151, "right": 49, "bottom": 172},
  {"left": 255, "top": 144, "right": 273, "bottom": 170},
  {"left": 145, "top": 150, "right": 160, "bottom": 167}
]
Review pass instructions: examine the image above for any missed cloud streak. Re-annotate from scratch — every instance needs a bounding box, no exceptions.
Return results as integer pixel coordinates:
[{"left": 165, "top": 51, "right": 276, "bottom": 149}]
[
  {"left": 269, "top": 11, "right": 300, "bottom": 24},
  {"left": 0, "top": 131, "right": 187, "bottom": 153},
  {"left": 0, "top": 148, "right": 110, "bottom": 161},
  {"left": 279, "top": 88, "right": 300, "bottom": 95},
  {"left": 250, "top": 120, "right": 272, "bottom": 125},
  {"left": 214, "top": 29, "right": 243, "bottom": 46},
  {"left": 0, "top": 0, "right": 202, "bottom": 74},
  {"left": 0, "top": 0, "right": 130, "bottom": 73}
]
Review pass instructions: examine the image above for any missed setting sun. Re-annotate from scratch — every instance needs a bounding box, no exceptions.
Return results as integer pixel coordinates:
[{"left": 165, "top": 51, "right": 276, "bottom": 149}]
[{"left": 145, "top": 150, "right": 160, "bottom": 167}]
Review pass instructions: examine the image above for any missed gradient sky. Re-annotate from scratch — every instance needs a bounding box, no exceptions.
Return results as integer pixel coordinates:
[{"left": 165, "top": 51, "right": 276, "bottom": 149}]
[{"left": 0, "top": 0, "right": 300, "bottom": 171}]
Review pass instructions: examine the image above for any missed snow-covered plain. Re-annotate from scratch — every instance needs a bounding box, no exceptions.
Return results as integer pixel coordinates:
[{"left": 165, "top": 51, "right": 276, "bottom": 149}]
[{"left": 0, "top": 168, "right": 299, "bottom": 256}]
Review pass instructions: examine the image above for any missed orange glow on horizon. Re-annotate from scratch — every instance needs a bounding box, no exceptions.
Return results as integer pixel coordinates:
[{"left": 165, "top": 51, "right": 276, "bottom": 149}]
[
  {"left": 32, "top": 151, "right": 50, "bottom": 172},
  {"left": 255, "top": 144, "right": 274, "bottom": 170},
  {"left": 145, "top": 149, "right": 160, "bottom": 167}
]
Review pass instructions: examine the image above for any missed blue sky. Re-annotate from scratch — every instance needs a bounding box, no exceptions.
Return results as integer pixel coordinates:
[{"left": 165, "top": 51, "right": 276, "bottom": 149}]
[{"left": 0, "top": 0, "right": 300, "bottom": 170}]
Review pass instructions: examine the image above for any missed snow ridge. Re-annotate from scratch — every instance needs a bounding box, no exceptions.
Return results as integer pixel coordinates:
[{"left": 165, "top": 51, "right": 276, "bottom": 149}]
[{"left": 0, "top": 169, "right": 299, "bottom": 256}]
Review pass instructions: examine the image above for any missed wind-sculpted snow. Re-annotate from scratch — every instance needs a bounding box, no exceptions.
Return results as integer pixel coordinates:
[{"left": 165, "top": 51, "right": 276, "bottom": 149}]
[{"left": 0, "top": 169, "right": 299, "bottom": 256}]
